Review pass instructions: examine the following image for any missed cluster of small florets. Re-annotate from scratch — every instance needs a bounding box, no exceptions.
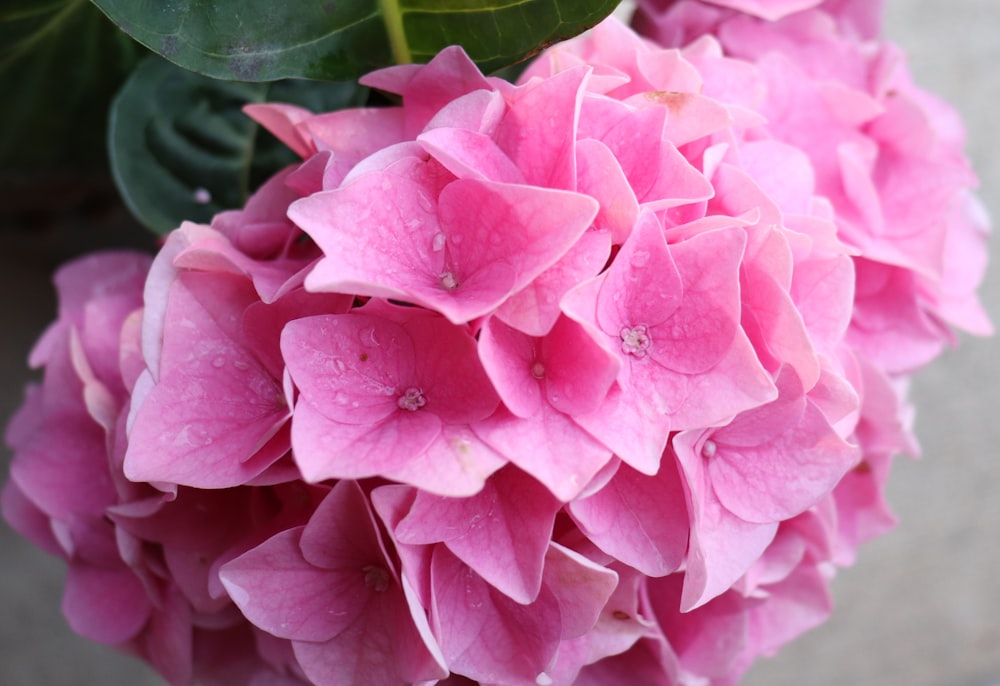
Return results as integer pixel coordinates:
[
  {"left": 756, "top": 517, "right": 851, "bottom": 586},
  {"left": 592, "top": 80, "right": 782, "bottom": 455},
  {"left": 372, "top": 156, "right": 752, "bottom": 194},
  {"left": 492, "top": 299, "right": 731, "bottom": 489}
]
[{"left": 2, "top": 2, "right": 989, "bottom": 685}]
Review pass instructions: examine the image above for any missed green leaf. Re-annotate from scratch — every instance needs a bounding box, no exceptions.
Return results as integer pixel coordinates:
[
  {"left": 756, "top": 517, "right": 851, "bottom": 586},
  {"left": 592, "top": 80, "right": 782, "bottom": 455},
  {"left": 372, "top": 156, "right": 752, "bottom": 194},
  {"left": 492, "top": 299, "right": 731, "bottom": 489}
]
[
  {"left": 108, "top": 55, "right": 367, "bottom": 235},
  {"left": 88, "top": 0, "right": 620, "bottom": 81},
  {"left": 0, "top": 0, "right": 142, "bottom": 172}
]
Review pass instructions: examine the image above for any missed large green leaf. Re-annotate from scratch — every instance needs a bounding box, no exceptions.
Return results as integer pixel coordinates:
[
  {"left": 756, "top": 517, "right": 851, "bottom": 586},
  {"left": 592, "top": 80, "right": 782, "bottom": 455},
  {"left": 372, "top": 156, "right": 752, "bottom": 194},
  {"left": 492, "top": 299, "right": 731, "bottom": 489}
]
[
  {"left": 109, "top": 55, "right": 367, "bottom": 235},
  {"left": 89, "top": 0, "right": 620, "bottom": 81},
  {"left": 0, "top": 0, "right": 141, "bottom": 172}
]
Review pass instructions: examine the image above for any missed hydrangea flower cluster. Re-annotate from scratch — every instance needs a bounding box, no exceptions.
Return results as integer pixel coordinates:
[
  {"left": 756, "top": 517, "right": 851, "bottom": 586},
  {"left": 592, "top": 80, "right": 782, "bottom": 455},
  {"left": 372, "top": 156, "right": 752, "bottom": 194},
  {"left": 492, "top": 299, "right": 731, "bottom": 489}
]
[{"left": 3, "top": 3, "right": 989, "bottom": 685}]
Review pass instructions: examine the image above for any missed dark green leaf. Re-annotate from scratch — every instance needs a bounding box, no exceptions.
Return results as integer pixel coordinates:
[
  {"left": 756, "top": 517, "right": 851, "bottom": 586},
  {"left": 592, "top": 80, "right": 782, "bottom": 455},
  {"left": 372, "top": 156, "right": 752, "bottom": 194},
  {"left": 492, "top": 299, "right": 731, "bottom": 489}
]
[
  {"left": 88, "top": 0, "right": 620, "bottom": 81},
  {"left": 0, "top": 0, "right": 142, "bottom": 172},
  {"left": 108, "top": 55, "right": 367, "bottom": 235}
]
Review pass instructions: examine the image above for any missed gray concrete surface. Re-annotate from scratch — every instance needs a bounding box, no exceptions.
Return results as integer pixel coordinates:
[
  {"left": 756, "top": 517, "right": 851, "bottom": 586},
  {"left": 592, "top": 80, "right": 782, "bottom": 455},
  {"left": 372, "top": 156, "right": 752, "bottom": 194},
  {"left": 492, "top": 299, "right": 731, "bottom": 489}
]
[{"left": 1, "top": 1, "right": 998, "bottom": 684}]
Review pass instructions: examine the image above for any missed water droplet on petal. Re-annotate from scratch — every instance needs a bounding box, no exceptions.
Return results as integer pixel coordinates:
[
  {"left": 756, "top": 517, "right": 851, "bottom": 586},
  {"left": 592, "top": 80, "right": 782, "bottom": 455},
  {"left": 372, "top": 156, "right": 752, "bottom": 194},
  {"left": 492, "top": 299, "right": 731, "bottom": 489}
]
[
  {"left": 431, "top": 232, "right": 447, "bottom": 252},
  {"left": 536, "top": 673, "right": 554, "bottom": 686},
  {"left": 211, "top": 357, "right": 226, "bottom": 368},
  {"left": 232, "top": 360, "right": 249, "bottom": 371},
  {"left": 440, "top": 271, "right": 459, "bottom": 291},
  {"left": 193, "top": 187, "right": 211, "bottom": 204}
]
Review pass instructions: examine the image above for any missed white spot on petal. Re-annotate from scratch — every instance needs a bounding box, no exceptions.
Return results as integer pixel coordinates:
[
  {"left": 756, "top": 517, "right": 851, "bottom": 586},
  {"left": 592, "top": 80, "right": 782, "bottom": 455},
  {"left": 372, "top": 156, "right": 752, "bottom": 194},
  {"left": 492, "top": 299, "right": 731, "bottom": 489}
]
[{"left": 702, "top": 439, "right": 717, "bottom": 458}]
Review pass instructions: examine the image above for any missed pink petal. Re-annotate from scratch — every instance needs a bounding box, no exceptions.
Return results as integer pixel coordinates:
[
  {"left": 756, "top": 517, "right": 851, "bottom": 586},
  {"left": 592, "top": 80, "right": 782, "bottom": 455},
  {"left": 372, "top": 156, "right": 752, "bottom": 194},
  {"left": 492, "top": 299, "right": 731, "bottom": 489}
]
[
  {"left": 395, "top": 467, "right": 561, "bottom": 604},
  {"left": 62, "top": 564, "right": 151, "bottom": 644},
  {"left": 296, "top": 171, "right": 598, "bottom": 324},
  {"left": 221, "top": 527, "right": 369, "bottom": 642},
  {"left": 124, "top": 274, "right": 289, "bottom": 488},
  {"left": 290, "top": 397, "right": 440, "bottom": 483},
  {"left": 569, "top": 459, "right": 688, "bottom": 577},
  {"left": 431, "top": 546, "right": 562, "bottom": 685}
]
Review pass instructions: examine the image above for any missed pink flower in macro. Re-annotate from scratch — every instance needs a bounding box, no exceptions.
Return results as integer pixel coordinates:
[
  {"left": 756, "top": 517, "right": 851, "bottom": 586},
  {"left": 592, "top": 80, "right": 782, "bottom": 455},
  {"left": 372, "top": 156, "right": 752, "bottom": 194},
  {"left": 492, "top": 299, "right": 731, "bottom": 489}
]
[
  {"left": 562, "top": 212, "right": 776, "bottom": 473},
  {"left": 281, "top": 300, "right": 504, "bottom": 495},
  {"left": 3, "top": 7, "right": 991, "bottom": 686},
  {"left": 288, "top": 159, "right": 600, "bottom": 325},
  {"left": 474, "top": 314, "right": 619, "bottom": 501}
]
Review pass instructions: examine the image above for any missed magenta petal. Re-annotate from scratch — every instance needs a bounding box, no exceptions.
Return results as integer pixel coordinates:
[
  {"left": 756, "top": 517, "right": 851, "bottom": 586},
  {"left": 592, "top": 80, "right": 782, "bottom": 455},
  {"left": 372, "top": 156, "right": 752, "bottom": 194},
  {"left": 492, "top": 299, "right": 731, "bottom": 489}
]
[
  {"left": 0, "top": 479, "right": 62, "bottom": 557},
  {"left": 62, "top": 564, "right": 150, "bottom": 644}
]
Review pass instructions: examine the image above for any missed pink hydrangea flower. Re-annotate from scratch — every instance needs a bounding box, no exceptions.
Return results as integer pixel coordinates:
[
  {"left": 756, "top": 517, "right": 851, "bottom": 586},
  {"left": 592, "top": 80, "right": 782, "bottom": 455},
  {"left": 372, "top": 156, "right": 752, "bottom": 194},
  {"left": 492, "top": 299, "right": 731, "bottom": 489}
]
[{"left": 3, "top": 7, "right": 990, "bottom": 686}]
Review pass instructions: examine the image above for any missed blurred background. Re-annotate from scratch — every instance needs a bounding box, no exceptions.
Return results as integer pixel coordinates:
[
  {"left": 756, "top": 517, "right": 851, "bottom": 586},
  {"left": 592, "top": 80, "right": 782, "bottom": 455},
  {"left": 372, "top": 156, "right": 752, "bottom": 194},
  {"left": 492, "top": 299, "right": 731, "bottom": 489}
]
[{"left": 1, "top": 1, "right": 997, "bottom": 684}]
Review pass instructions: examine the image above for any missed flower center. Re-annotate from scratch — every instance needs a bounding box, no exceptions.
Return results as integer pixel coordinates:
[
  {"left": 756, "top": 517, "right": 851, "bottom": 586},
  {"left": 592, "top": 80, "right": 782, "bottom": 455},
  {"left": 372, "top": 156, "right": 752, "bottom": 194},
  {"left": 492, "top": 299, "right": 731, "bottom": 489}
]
[
  {"left": 439, "top": 271, "right": 459, "bottom": 290},
  {"left": 619, "top": 325, "right": 651, "bottom": 358},
  {"left": 397, "top": 387, "right": 426, "bottom": 411},
  {"left": 362, "top": 565, "right": 390, "bottom": 593},
  {"left": 530, "top": 361, "right": 546, "bottom": 379}
]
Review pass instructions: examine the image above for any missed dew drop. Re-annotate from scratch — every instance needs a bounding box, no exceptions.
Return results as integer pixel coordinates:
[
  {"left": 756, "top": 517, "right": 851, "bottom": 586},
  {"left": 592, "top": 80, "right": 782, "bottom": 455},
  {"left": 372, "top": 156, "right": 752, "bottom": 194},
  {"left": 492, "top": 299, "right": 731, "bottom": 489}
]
[
  {"left": 431, "top": 232, "right": 447, "bottom": 252},
  {"left": 211, "top": 356, "right": 226, "bottom": 369},
  {"left": 332, "top": 358, "right": 347, "bottom": 373},
  {"left": 530, "top": 361, "right": 546, "bottom": 379},
  {"left": 631, "top": 249, "right": 651, "bottom": 268},
  {"left": 416, "top": 190, "right": 434, "bottom": 212},
  {"left": 193, "top": 187, "right": 211, "bottom": 204},
  {"left": 440, "top": 271, "right": 459, "bottom": 291},
  {"left": 536, "top": 673, "right": 554, "bottom": 686},
  {"left": 232, "top": 360, "right": 249, "bottom": 371}
]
